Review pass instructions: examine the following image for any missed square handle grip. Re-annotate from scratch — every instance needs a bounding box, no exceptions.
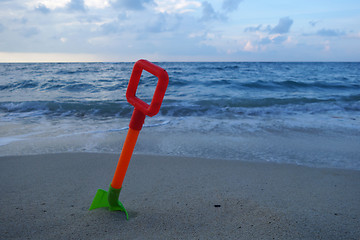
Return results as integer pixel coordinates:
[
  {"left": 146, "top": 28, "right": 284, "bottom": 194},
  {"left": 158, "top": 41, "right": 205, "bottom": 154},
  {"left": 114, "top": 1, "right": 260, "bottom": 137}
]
[{"left": 126, "top": 59, "right": 169, "bottom": 117}]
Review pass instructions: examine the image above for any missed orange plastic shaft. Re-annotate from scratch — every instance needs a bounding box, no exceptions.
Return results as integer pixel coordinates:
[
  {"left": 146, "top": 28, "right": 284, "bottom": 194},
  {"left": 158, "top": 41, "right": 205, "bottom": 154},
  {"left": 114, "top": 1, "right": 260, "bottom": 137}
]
[{"left": 111, "top": 128, "right": 140, "bottom": 189}]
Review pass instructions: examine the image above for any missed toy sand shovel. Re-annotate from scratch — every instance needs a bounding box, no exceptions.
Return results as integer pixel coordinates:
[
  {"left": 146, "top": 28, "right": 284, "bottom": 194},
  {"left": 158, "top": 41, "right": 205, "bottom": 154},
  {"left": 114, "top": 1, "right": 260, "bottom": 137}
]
[{"left": 89, "top": 59, "right": 169, "bottom": 219}]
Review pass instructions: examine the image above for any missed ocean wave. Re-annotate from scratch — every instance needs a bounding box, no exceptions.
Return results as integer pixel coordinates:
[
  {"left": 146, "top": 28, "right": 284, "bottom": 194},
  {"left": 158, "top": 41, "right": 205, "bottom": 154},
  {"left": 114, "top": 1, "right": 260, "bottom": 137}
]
[
  {"left": 47, "top": 77, "right": 358, "bottom": 98},
  {"left": 1, "top": 62, "right": 359, "bottom": 120},
  {"left": 3, "top": 94, "right": 356, "bottom": 120},
  {"left": 240, "top": 80, "right": 360, "bottom": 90},
  {"left": 0, "top": 101, "right": 132, "bottom": 119},
  {"left": 1, "top": 62, "right": 359, "bottom": 170},
  {"left": 0, "top": 80, "right": 39, "bottom": 90}
]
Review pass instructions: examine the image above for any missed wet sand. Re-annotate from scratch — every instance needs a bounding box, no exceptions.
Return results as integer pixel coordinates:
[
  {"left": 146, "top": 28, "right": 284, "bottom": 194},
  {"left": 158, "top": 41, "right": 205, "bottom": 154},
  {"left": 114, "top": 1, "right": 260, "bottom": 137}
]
[{"left": 1, "top": 153, "right": 359, "bottom": 239}]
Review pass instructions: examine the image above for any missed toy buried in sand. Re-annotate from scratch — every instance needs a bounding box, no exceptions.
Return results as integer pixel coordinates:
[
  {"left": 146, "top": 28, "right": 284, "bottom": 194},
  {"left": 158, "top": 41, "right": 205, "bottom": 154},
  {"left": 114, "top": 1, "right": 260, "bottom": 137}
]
[{"left": 89, "top": 59, "right": 169, "bottom": 220}]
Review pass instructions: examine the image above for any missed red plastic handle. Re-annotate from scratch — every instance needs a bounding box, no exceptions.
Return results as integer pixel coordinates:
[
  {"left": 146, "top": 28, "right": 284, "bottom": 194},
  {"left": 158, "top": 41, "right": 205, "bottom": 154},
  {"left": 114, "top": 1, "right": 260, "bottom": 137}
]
[{"left": 126, "top": 59, "right": 169, "bottom": 117}]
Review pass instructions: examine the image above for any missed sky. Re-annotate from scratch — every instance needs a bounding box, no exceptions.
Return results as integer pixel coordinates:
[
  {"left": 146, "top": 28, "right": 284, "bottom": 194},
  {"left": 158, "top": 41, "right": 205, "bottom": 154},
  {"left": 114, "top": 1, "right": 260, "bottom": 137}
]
[{"left": 0, "top": 0, "right": 360, "bottom": 62}]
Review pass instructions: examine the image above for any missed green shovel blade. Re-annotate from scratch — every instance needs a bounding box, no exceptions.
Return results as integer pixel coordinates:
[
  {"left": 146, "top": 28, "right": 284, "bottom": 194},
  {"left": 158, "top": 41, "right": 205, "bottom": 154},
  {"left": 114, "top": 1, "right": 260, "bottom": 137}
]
[{"left": 89, "top": 185, "right": 129, "bottom": 220}]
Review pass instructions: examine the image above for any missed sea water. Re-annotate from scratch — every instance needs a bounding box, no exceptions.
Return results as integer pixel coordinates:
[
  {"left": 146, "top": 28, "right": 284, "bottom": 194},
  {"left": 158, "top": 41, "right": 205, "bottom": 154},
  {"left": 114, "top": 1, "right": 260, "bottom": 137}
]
[{"left": 1, "top": 62, "right": 359, "bottom": 170}]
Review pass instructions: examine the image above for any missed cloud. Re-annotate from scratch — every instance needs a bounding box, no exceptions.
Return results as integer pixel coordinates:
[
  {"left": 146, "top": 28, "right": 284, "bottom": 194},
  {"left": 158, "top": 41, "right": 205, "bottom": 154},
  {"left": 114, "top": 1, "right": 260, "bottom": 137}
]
[
  {"left": 145, "top": 13, "right": 182, "bottom": 33},
  {"left": 67, "top": 0, "right": 86, "bottom": 12},
  {"left": 29, "top": 1, "right": 70, "bottom": 10},
  {"left": 35, "top": 3, "right": 51, "bottom": 14},
  {"left": 243, "top": 40, "right": 257, "bottom": 52},
  {"left": 222, "top": 0, "right": 243, "bottom": 12},
  {"left": 84, "top": 0, "right": 110, "bottom": 9},
  {"left": 200, "top": 1, "right": 228, "bottom": 22},
  {"left": 269, "top": 17, "right": 293, "bottom": 34},
  {"left": 154, "top": 0, "right": 201, "bottom": 14},
  {"left": 110, "top": 0, "right": 154, "bottom": 11},
  {"left": 272, "top": 35, "right": 288, "bottom": 44},
  {"left": 259, "top": 35, "right": 288, "bottom": 45},
  {"left": 22, "top": 27, "right": 39, "bottom": 38},
  {"left": 98, "top": 13, "right": 129, "bottom": 34},
  {"left": 241, "top": 17, "right": 293, "bottom": 52},
  {"left": 316, "top": 28, "right": 345, "bottom": 37},
  {"left": 1, "top": 0, "right": 359, "bottom": 61},
  {"left": 0, "top": 23, "right": 5, "bottom": 33},
  {"left": 244, "top": 17, "right": 293, "bottom": 34},
  {"left": 302, "top": 28, "right": 346, "bottom": 37},
  {"left": 201, "top": 0, "right": 243, "bottom": 22},
  {"left": 100, "top": 21, "right": 123, "bottom": 35},
  {"left": 244, "top": 24, "right": 262, "bottom": 32},
  {"left": 259, "top": 37, "right": 271, "bottom": 45},
  {"left": 309, "top": 20, "right": 319, "bottom": 27},
  {"left": 201, "top": 1, "right": 220, "bottom": 21}
]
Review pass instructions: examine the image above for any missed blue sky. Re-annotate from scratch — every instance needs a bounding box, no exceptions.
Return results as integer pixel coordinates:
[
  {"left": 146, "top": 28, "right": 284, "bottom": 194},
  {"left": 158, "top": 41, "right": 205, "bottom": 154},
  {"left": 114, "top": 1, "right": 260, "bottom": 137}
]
[{"left": 0, "top": 0, "right": 359, "bottom": 62}]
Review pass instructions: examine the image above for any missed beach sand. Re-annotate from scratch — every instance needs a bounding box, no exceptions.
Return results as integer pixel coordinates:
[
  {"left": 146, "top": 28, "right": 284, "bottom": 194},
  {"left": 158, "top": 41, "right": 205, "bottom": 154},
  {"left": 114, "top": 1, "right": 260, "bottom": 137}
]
[{"left": 1, "top": 153, "right": 359, "bottom": 239}]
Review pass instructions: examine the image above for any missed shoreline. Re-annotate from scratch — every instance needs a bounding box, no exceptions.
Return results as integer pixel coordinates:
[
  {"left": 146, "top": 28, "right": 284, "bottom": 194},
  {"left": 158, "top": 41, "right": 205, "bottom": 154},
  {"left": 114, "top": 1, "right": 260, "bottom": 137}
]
[
  {"left": 1, "top": 153, "right": 359, "bottom": 239},
  {"left": 1, "top": 150, "right": 359, "bottom": 172}
]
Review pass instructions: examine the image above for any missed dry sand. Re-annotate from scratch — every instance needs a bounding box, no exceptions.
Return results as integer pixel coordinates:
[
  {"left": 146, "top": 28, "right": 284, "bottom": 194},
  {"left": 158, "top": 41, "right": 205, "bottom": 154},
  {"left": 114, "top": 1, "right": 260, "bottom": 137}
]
[{"left": 1, "top": 153, "right": 359, "bottom": 239}]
